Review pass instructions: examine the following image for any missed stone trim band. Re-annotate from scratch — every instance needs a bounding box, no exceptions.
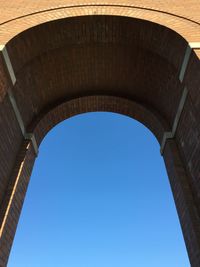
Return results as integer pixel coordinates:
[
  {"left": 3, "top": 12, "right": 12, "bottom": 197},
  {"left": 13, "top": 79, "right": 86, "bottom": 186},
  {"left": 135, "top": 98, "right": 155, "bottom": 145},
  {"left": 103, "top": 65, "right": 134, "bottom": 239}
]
[
  {"left": 160, "top": 42, "right": 199, "bottom": 155},
  {"left": 189, "top": 42, "right": 200, "bottom": 49},
  {"left": 0, "top": 45, "right": 38, "bottom": 156}
]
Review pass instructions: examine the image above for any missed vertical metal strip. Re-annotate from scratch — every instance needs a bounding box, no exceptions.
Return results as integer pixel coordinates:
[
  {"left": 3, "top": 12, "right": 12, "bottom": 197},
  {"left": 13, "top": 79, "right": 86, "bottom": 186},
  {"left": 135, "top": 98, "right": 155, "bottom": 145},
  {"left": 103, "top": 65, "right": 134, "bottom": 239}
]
[
  {"left": 7, "top": 88, "right": 26, "bottom": 136},
  {"left": 179, "top": 45, "right": 191, "bottom": 82},
  {"left": 160, "top": 41, "right": 198, "bottom": 155},
  {"left": 160, "top": 87, "right": 188, "bottom": 155},
  {"left": 0, "top": 44, "right": 38, "bottom": 156},
  {"left": 25, "top": 133, "right": 38, "bottom": 156},
  {"left": 171, "top": 87, "right": 188, "bottom": 136},
  {"left": 0, "top": 45, "right": 16, "bottom": 85}
]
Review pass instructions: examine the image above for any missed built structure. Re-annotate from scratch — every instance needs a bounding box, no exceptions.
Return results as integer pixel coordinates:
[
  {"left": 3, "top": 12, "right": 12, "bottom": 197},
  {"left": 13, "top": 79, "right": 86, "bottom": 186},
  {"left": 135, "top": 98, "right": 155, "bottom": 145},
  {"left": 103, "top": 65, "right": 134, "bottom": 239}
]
[{"left": 0, "top": 1, "right": 200, "bottom": 266}]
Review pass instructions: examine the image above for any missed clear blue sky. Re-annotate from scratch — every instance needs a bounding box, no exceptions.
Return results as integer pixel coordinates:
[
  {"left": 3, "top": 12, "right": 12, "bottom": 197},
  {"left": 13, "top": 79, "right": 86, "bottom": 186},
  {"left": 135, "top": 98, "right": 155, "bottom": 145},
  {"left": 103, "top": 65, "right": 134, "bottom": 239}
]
[{"left": 8, "top": 112, "right": 190, "bottom": 267}]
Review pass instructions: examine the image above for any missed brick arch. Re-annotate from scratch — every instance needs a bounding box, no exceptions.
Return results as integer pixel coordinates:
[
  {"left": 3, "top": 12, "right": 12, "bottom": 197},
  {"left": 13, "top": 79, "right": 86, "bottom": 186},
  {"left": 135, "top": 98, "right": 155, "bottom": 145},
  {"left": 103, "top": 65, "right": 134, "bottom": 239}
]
[
  {"left": 29, "top": 96, "right": 167, "bottom": 146},
  {"left": 0, "top": 2, "right": 200, "bottom": 46},
  {"left": 0, "top": 10, "right": 200, "bottom": 267}
]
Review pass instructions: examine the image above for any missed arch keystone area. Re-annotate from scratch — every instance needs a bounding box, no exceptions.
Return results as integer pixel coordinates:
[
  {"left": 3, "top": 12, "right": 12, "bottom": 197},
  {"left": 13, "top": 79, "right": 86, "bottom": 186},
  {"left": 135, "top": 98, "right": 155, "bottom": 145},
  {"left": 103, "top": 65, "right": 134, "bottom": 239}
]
[{"left": 0, "top": 1, "right": 200, "bottom": 267}]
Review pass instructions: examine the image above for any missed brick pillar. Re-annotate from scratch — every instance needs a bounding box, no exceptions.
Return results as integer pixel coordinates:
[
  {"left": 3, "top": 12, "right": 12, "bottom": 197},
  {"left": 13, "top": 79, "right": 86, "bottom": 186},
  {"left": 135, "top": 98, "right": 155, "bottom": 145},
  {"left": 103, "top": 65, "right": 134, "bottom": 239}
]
[
  {"left": 0, "top": 141, "right": 36, "bottom": 267},
  {"left": 163, "top": 139, "right": 200, "bottom": 267}
]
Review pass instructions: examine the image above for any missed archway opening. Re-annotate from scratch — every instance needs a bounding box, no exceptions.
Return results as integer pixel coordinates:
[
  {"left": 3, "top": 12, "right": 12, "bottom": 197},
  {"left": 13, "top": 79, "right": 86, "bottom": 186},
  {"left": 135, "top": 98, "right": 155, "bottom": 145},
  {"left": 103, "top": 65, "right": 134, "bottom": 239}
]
[
  {"left": 0, "top": 12, "right": 199, "bottom": 267},
  {"left": 8, "top": 112, "right": 190, "bottom": 267}
]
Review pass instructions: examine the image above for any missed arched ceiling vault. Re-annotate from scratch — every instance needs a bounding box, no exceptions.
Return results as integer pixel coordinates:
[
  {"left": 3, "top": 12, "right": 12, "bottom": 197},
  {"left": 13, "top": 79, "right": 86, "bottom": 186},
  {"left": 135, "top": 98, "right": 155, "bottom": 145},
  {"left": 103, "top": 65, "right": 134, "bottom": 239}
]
[{"left": 1, "top": 15, "right": 195, "bottom": 145}]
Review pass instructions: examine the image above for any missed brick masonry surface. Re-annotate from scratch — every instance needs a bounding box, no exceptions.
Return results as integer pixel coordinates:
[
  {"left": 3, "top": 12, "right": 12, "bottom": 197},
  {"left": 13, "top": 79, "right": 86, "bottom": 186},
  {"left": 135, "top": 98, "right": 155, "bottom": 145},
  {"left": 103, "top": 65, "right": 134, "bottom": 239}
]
[{"left": 0, "top": 1, "right": 199, "bottom": 266}]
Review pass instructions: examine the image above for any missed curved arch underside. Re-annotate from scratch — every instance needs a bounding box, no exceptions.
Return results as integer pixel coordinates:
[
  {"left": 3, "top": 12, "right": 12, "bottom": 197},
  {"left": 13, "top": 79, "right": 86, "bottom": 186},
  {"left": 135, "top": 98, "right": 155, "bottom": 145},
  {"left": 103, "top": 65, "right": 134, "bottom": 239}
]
[
  {"left": 1, "top": 16, "right": 190, "bottom": 136},
  {"left": 0, "top": 3, "right": 199, "bottom": 267}
]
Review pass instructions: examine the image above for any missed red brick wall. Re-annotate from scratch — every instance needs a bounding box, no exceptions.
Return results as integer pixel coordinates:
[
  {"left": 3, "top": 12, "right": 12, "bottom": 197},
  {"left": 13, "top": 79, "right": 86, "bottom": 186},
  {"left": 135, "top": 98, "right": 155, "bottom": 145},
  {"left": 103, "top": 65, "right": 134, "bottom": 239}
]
[{"left": 0, "top": 2, "right": 200, "bottom": 267}]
